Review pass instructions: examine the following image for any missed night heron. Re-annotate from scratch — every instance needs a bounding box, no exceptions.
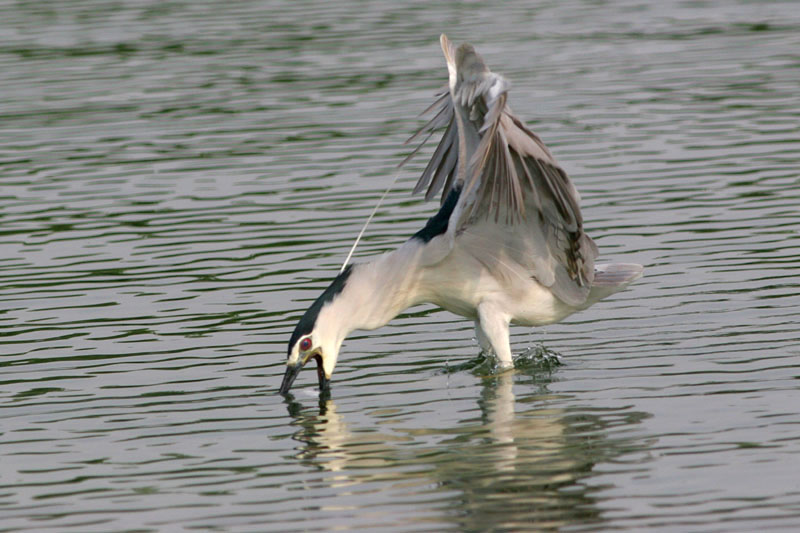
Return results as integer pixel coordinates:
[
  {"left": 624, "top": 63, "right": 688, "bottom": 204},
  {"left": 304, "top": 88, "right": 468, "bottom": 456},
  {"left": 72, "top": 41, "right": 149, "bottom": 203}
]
[{"left": 279, "top": 35, "right": 643, "bottom": 394}]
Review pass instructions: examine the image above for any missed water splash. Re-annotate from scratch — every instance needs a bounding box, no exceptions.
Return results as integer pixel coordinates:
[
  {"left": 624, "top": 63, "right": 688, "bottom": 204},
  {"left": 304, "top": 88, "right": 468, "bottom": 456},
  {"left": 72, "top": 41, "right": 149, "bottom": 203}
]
[{"left": 440, "top": 344, "right": 563, "bottom": 377}]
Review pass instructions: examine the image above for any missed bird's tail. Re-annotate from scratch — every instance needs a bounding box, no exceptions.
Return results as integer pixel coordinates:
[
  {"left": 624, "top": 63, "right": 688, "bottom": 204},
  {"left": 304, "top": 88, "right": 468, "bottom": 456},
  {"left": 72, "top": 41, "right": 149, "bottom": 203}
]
[
  {"left": 584, "top": 263, "right": 643, "bottom": 306},
  {"left": 593, "top": 263, "right": 643, "bottom": 287}
]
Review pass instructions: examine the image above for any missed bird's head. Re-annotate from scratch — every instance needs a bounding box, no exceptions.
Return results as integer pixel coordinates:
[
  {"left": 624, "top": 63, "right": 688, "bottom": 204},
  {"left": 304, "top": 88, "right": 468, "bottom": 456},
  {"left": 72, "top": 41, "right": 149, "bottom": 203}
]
[{"left": 279, "top": 266, "right": 354, "bottom": 395}]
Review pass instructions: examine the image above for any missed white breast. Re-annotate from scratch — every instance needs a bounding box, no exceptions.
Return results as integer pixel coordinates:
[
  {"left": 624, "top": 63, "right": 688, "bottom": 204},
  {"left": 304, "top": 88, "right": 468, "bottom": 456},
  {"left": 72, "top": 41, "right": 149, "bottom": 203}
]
[{"left": 419, "top": 242, "right": 577, "bottom": 327}]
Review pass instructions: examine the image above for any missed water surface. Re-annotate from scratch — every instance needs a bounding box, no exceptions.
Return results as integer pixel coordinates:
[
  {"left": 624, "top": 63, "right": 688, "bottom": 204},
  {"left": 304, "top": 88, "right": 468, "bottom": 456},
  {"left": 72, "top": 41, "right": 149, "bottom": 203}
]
[{"left": 2, "top": 0, "right": 800, "bottom": 531}]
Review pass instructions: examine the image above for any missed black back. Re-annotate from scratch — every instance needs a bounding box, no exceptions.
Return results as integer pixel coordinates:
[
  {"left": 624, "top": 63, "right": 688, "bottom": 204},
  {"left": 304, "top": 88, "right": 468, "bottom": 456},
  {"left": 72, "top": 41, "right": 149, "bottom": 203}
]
[{"left": 411, "top": 185, "right": 462, "bottom": 243}]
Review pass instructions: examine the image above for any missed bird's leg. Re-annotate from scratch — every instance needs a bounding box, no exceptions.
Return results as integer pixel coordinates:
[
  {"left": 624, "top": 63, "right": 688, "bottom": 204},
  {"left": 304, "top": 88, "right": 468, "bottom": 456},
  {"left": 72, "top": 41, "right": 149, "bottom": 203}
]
[
  {"left": 474, "top": 321, "right": 493, "bottom": 355},
  {"left": 477, "top": 302, "right": 513, "bottom": 369}
]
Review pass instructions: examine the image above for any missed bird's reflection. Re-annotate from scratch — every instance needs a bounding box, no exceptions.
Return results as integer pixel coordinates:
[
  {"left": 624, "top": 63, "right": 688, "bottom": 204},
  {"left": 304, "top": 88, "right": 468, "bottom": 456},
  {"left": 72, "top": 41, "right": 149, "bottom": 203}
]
[
  {"left": 282, "top": 390, "right": 401, "bottom": 479},
  {"left": 477, "top": 373, "right": 522, "bottom": 473},
  {"left": 282, "top": 389, "right": 329, "bottom": 418},
  {"left": 283, "top": 368, "right": 646, "bottom": 528}
]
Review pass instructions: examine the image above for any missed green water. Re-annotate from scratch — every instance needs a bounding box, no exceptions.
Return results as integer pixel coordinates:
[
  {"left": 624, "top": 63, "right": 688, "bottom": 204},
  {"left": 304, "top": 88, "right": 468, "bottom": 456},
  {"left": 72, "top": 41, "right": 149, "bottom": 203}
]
[{"left": 2, "top": 0, "right": 800, "bottom": 531}]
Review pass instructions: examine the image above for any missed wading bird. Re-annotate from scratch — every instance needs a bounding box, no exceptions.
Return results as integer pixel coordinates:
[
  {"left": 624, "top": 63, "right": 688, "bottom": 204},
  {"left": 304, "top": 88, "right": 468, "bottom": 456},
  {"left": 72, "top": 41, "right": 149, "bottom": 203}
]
[{"left": 279, "top": 35, "right": 642, "bottom": 394}]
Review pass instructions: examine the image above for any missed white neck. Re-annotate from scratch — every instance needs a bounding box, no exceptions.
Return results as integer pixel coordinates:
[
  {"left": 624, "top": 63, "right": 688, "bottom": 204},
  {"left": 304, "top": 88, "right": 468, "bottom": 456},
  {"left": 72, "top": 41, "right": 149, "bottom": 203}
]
[{"left": 316, "top": 241, "right": 426, "bottom": 345}]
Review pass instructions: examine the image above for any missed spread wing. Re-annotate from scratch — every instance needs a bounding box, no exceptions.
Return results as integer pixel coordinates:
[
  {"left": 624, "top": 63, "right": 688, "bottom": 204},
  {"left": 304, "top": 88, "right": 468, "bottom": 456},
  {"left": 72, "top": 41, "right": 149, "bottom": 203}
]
[{"left": 404, "top": 34, "right": 598, "bottom": 306}]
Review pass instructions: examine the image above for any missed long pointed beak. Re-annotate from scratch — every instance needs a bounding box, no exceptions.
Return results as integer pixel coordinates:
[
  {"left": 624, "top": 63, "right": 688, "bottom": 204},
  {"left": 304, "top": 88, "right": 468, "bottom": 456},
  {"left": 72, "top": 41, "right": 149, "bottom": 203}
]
[
  {"left": 278, "top": 352, "right": 330, "bottom": 395},
  {"left": 314, "top": 353, "right": 329, "bottom": 392},
  {"left": 279, "top": 362, "right": 303, "bottom": 395}
]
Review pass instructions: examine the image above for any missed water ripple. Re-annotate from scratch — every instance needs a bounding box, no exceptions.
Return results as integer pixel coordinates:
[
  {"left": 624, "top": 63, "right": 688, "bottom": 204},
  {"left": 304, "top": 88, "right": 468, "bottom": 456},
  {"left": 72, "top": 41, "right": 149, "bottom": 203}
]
[{"left": 2, "top": 0, "right": 800, "bottom": 531}]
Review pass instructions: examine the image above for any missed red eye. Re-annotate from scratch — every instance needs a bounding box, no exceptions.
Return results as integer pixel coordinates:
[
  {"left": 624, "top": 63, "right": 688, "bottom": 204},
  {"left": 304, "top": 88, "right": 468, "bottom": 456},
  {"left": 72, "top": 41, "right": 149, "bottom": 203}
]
[{"left": 299, "top": 337, "right": 312, "bottom": 352}]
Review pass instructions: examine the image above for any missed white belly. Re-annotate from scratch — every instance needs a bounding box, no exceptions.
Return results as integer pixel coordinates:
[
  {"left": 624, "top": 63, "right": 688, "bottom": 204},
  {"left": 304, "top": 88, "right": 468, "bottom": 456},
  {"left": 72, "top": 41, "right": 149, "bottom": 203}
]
[{"left": 420, "top": 250, "right": 577, "bottom": 327}]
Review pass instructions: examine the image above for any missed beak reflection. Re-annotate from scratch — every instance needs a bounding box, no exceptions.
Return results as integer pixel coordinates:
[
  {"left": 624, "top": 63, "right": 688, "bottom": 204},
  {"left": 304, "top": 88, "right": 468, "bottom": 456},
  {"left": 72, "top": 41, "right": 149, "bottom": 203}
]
[{"left": 278, "top": 352, "right": 329, "bottom": 395}]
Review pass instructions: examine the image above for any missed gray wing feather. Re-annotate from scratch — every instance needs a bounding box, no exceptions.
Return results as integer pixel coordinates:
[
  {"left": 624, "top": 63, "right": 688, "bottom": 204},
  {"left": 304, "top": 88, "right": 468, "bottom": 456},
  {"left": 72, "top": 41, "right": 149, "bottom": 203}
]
[
  {"left": 405, "top": 90, "right": 458, "bottom": 202},
  {"left": 403, "top": 34, "right": 598, "bottom": 305}
]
